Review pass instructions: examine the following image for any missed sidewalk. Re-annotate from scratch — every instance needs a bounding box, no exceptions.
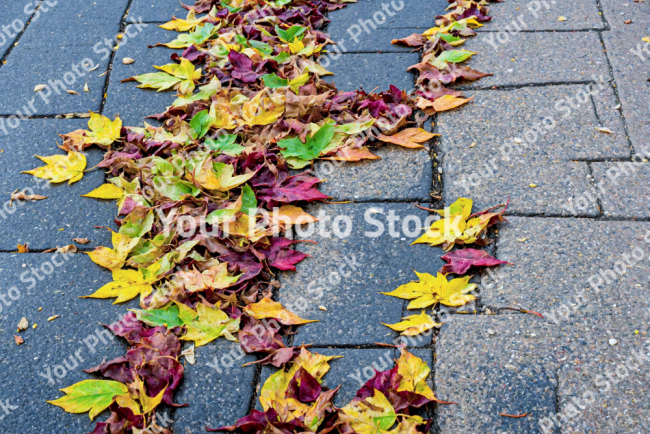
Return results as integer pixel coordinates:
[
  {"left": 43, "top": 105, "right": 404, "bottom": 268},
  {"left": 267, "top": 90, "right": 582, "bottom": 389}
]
[{"left": 0, "top": 0, "right": 648, "bottom": 433}]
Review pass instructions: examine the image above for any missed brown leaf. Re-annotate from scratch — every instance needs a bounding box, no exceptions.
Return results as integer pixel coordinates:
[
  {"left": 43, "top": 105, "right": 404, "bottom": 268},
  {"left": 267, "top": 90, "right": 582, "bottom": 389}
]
[
  {"left": 17, "top": 317, "right": 28, "bottom": 331},
  {"left": 73, "top": 238, "right": 90, "bottom": 244},
  {"left": 378, "top": 128, "right": 438, "bottom": 149},
  {"left": 624, "top": 19, "right": 632, "bottom": 24},
  {"left": 391, "top": 33, "right": 428, "bottom": 47},
  {"left": 56, "top": 245, "right": 78, "bottom": 253},
  {"left": 17, "top": 244, "right": 28, "bottom": 253},
  {"left": 34, "top": 84, "right": 47, "bottom": 92},
  {"left": 322, "top": 146, "right": 380, "bottom": 161},
  {"left": 10, "top": 190, "right": 48, "bottom": 205},
  {"left": 58, "top": 129, "right": 88, "bottom": 152},
  {"left": 66, "top": 90, "right": 79, "bottom": 95},
  {"left": 123, "top": 57, "right": 135, "bottom": 65},
  {"left": 14, "top": 335, "right": 24, "bottom": 345}
]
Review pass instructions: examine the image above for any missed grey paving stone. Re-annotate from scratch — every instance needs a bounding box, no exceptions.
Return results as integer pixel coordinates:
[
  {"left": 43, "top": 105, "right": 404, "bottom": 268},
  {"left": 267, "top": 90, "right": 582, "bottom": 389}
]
[
  {"left": 476, "top": 0, "right": 604, "bottom": 32},
  {"left": 0, "top": 119, "right": 115, "bottom": 251},
  {"left": 279, "top": 203, "right": 445, "bottom": 346},
  {"left": 327, "top": 0, "right": 448, "bottom": 30},
  {"left": 104, "top": 25, "right": 180, "bottom": 127},
  {"left": 456, "top": 32, "right": 608, "bottom": 88},
  {"left": 552, "top": 311, "right": 650, "bottom": 434},
  {"left": 326, "top": 24, "right": 418, "bottom": 53},
  {"left": 443, "top": 156, "right": 598, "bottom": 216},
  {"left": 173, "top": 340, "right": 257, "bottom": 433},
  {"left": 17, "top": 0, "right": 129, "bottom": 47},
  {"left": 485, "top": 217, "right": 650, "bottom": 320},
  {"left": 591, "top": 162, "right": 650, "bottom": 219},
  {"left": 0, "top": 1, "right": 33, "bottom": 59},
  {"left": 316, "top": 146, "right": 432, "bottom": 202},
  {"left": 601, "top": 0, "right": 650, "bottom": 155},
  {"left": 435, "top": 315, "right": 559, "bottom": 434},
  {"left": 0, "top": 44, "right": 112, "bottom": 115},
  {"left": 323, "top": 52, "right": 418, "bottom": 92},
  {"left": 0, "top": 253, "right": 134, "bottom": 434},
  {"left": 129, "top": 0, "right": 196, "bottom": 23},
  {"left": 438, "top": 86, "right": 629, "bottom": 161}
]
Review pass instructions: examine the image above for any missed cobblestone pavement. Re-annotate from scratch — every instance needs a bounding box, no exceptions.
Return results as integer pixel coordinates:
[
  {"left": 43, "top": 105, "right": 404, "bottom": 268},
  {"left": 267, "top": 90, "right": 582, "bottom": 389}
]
[{"left": 0, "top": 0, "right": 649, "bottom": 433}]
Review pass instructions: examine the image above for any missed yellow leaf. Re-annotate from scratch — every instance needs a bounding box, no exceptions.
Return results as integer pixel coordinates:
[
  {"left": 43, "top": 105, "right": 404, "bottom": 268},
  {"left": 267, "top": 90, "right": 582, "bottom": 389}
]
[
  {"left": 395, "top": 348, "right": 435, "bottom": 400},
  {"left": 87, "top": 231, "right": 140, "bottom": 270},
  {"left": 82, "top": 266, "right": 156, "bottom": 304},
  {"left": 271, "top": 205, "right": 319, "bottom": 229},
  {"left": 175, "top": 302, "right": 240, "bottom": 347},
  {"left": 341, "top": 389, "right": 397, "bottom": 434},
  {"left": 381, "top": 271, "right": 476, "bottom": 309},
  {"left": 288, "top": 72, "right": 310, "bottom": 93},
  {"left": 137, "top": 378, "right": 166, "bottom": 414},
  {"left": 292, "top": 347, "right": 340, "bottom": 381},
  {"left": 82, "top": 183, "right": 125, "bottom": 199},
  {"left": 382, "top": 311, "right": 440, "bottom": 336},
  {"left": 244, "top": 298, "right": 317, "bottom": 325},
  {"left": 643, "top": 37, "right": 650, "bottom": 43},
  {"left": 47, "top": 379, "right": 128, "bottom": 420},
  {"left": 84, "top": 113, "right": 122, "bottom": 147},
  {"left": 22, "top": 152, "right": 86, "bottom": 184},
  {"left": 240, "top": 89, "right": 285, "bottom": 126},
  {"left": 159, "top": 10, "right": 207, "bottom": 32},
  {"left": 115, "top": 394, "right": 141, "bottom": 415}
]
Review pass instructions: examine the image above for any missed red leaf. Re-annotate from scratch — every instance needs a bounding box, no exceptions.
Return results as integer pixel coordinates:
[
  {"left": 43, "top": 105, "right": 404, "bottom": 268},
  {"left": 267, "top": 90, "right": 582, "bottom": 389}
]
[{"left": 440, "top": 249, "right": 511, "bottom": 275}]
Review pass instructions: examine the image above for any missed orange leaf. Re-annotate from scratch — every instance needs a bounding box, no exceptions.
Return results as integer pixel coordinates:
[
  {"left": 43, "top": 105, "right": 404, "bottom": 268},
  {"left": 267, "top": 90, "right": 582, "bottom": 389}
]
[
  {"left": 378, "top": 128, "right": 438, "bottom": 149},
  {"left": 322, "top": 147, "right": 380, "bottom": 161},
  {"left": 432, "top": 95, "right": 472, "bottom": 112}
]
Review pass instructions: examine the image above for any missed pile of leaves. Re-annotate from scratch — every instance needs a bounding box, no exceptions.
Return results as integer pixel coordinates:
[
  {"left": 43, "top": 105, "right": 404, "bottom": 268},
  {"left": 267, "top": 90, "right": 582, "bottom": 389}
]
[
  {"left": 22, "top": 0, "right": 512, "bottom": 432},
  {"left": 215, "top": 346, "right": 445, "bottom": 433}
]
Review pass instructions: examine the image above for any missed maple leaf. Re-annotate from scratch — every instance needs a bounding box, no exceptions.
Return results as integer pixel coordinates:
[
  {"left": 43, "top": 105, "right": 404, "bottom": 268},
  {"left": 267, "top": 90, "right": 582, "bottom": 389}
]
[
  {"left": 87, "top": 231, "right": 140, "bottom": 270},
  {"left": 126, "top": 58, "right": 201, "bottom": 94},
  {"left": 239, "top": 89, "right": 285, "bottom": 126},
  {"left": 278, "top": 120, "right": 335, "bottom": 168},
  {"left": 412, "top": 198, "right": 475, "bottom": 251},
  {"left": 341, "top": 389, "right": 397, "bottom": 434},
  {"left": 84, "top": 113, "right": 122, "bottom": 147},
  {"left": 244, "top": 298, "right": 317, "bottom": 325},
  {"left": 82, "top": 262, "right": 161, "bottom": 304},
  {"left": 440, "top": 248, "right": 511, "bottom": 275},
  {"left": 22, "top": 151, "right": 86, "bottom": 184},
  {"left": 377, "top": 127, "right": 438, "bottom": 149},
  {"left": 47, "top": 379, "right": 128, "bottom": 420},
  {"left": 82, "top": 183, "right": 125, "bottom": 200},
  {"left": 159, "top": 10, "right": 207, "bottom": 32},
  {"left": 382, "top": 311, "right": 440, "bottom": 336},
  {"left": 381, "top": 271, "right": 476, "bottom": 308},
  {"left": 175, "top": 301, "right": 240, "bottom": 347}
]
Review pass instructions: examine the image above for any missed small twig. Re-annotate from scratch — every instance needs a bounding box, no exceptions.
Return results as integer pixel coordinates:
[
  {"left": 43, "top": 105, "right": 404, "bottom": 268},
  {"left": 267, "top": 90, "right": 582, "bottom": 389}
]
[
  {"left": 414, "top": 204, "right": 437, "bottom": 212},
  {"left": 499, "top": 413, "right": 528, "bottom": 418}
]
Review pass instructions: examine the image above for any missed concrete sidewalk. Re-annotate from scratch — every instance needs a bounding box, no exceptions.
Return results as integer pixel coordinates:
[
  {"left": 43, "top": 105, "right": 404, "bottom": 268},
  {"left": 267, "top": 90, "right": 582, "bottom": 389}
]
[{"left": 0, "top": 0, "right": 648, "bottom": 433}]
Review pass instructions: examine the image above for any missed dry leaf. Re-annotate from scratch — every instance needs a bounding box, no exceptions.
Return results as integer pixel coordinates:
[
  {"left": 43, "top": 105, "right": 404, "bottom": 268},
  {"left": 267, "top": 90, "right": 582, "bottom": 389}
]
[
  {"left": 34, "top": 84, "right": 46, "bottom": 92},
  {"left": 517, "top": 237, "right": 528, "bottom": 242},
  {"left": 624, "top": 19, "right": 632, "bottom": 24},
  {"left": 14, "top": 335, "right": 24, "bottom": 345},
  {"left": 377, "top": 128, "right": 437, "bottom": 149},
  {"left": 469, "top": 142, "right": 476, "bottom": 148},
  {"left": 73, "top": 238, "right": 90, "bottom": 244},
  {"left": 17, "top": 244, "right": 28, "bottom": 253},
  {"left": 47, "top": 315, "right": 60, "bottom": 321},
  {"left": 83, "top": 83, "right": 89, "bottom": 92},
  {"left": 596, "top": 127, "right": 615, "bottom": 134},
  {"left": 123, "top": 57, "right": 135, "bottom": 65},
  {"left": 318, "top": 306, "right": 327, "bottom": 311},
  {"left": 17, "top": 317, "right": 28, "bottom": 331},
  {"left": 66, "top": 90, "right": 79, "bottom": 95},
  {"left": 10, "top": 190, "right": 48, "bottom": 205},
  {"left": 56, "top": 245, "right": 78, "bottom": 253},
  {"left": 558, "top": 16, "right": 567, "bottom": 21}
]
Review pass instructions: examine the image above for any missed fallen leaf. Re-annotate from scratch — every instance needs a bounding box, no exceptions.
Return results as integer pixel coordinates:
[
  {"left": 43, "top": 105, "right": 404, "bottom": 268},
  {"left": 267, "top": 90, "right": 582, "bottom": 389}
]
[
  {"left": 377, "top": 128, "right": 437, "bottom": 149},
  {"left": 382, "top": 311, "right": 440, "bottom": 336},
  {"left": 596, "top": 127, "right": 615, "bottom": 134},
  {"left": 83, "top": 83, "right": 89, "bottom": 92},
  {"left": 624, "top": 19, "right": 632, "bottom": 24},
  {"left": 440, "top": 248, "right": 511, "bottom": 275},
  {"left": 558, "top": 16, "right": 567, "bottom": 21},
  {"left": 381, "top": 270, "right": 477, "bottom": 308},
  {"left": 84, "top": 113, "right": 122, "bottom": 147},
  {"left": 529, "top": 184, "right": 537, "bottom": 188},
  {"left": 48, "top": 315, "right": 60, "bottom": 321},
  {"left": 14, "top": 335, "right": 24, "bottom": 345},
  {"left": 34, "top": 84, "right": 46, "bottom": 92},
  {"left": 17, "top": 317, "right": 28, "bottom": 331},
  {"left": 66, "top": 90, "right": 79, "bottom": 95},
  {"left": 22, "top": 151, "right": 86, "bottom": 184},
  {"left": 122, "top": 57, "right": 135, "bottom": 65},
  {"left": 56, "top": 245, "right": 77, "bottom": 253},
  {"left": 82, "top": 183, "right": 124, "bottom": 199},
  {"left": 17, "top": 244, "right": 29, "bottom": 253},
  {"left": 73, "top": 238, "right": 89, "bottom": 244},
  {"left": 517, "top": 237, "right": 528, "bottom": 242},
  {"left": 47, "top": 379, "right": 129, "bottom": 420},
  {"left": 10, "top": 190, "right": 48, "bottom": 205},
  {"left": 244, "top": 298, "right": 317, "bottom": 325}
]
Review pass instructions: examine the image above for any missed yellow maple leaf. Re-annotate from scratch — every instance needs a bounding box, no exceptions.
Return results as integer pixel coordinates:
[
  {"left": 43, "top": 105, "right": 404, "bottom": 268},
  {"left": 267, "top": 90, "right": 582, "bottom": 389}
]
[
  {"left": 175, "top": 301, "right": 240, "bottom": 347},
  {"left": 244, "top": 298, "right": 317, "bottom": 325},
  {"left": 82, "top": 183, "right": 125, "bottom": 200},
  {"left": 159, "top": 10, "right": 207, "bottom": 32},
  {"left": 382, "top": 311, "right": 440, "bottom": 336},
  {"left": 22, "top": 151, "right": 86, "bottom": 184},
  {"left": 84, "top": 113, "right": 122, "bottom": 147},
  {"left": 340, "top": 389, "right": 397, "bottom": 434},
  {"left": 87, "top": 231, "right": 140, "bottom": 270},
  {"left": 239, "top": 89, "right": 285, "bottom": 126},
  {"left": 82, "top": 262, "right": 160, "bottom": 304},
  {"left": 381, "top": 271, "right": 476, "bottom": 308}
]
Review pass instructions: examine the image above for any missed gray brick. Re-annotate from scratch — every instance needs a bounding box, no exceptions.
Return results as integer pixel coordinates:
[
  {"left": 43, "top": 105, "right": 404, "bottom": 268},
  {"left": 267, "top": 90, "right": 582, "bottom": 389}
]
[
  {"left": 327, "top": 0, "right": 448, "bottom": 30},
  {"left": 326, "top": 24, "right": 419, "bottom": 53},
  {"left": 172, "top": 340, "right": 257, "bottom": 433},
  {"left": 0, "top": 253, "right": 133, "bottom": 434},
  {"left": 317, "top": 146, "right": 432, "bottom": 202},
  {"left": 591, "top": 162, "right": 650, "bottom": 219},
  {"left": 323, "top": 52, "right": 418, "bottom": 92},
  {"left": 0, "top": 1, "right": 33, "bottom": 58},
  {"left": 103, "top": 25, "right": 180, "bottom": 127},
  {"left": 486, "top": 217, "right": 650, "bottom": 319},
  {"left": 456, "top": 32, "right": 608, "bottom": 88},
  {"left": 0, "top": 119, "right": 115, "bottom": 251},
  {"left": 279, "top": 203, "right": 444, "bottom": 346},
  {"left": 435, "top": 315, "right": 559, "bottom": 434},
  {"left": 128, "top": 0, "right": 196, "bottom": 23},
  {"left": 477, "top": 0, "right": 604, "bottom": 32}
]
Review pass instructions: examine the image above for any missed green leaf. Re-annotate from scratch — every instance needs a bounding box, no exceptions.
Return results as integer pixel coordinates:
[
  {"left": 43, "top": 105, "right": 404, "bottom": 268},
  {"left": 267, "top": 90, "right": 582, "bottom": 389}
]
[
  {"left": 129, "top": 72, "right": 180, "bottom": 92},
  {"left": 241, "top": 184, "right": 257, "bottom": 215},
  {"left": 249, "top": 40, "right": 273, "bottom": 55},
  {"left": 430, "top": 49, "right": 476, "bottom": 69},
  {"left": 439, "top": 33, "right": 462, "bottom": 44},
  {"left": 271, "top": 51, "right": 290, "bottom": 64},
  {"left": 310, "top": 121, "right": 335, "bottom": 154},
  {"left": 153, "top": 176, "right": 200, "bottom": 200},
  {"left": 135, "top": 305, "right": 184, "bottom": 328},
  {"left": 173, "top": 78, "right": 222, "bottom": 107},
  {"left": 204, "top": 134, "right": 245, "bottom": 156},
  {"left": 48, "top": 379, "right": 129, "bottom": 420},
  {"left": 119, "top": 209, "right": 155, "bottom": 238},
  {"left": 262, "top": 73, "right": 289, "bottom": 88},
  {"left": 275, "top": 25, "right": 306, "bottom": 42},
  {"left": 278, "top": 121, "right": 335, "bottom": 168},
  {"left": 190, "top": 109, "right": 213, "bottom": 139}
]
